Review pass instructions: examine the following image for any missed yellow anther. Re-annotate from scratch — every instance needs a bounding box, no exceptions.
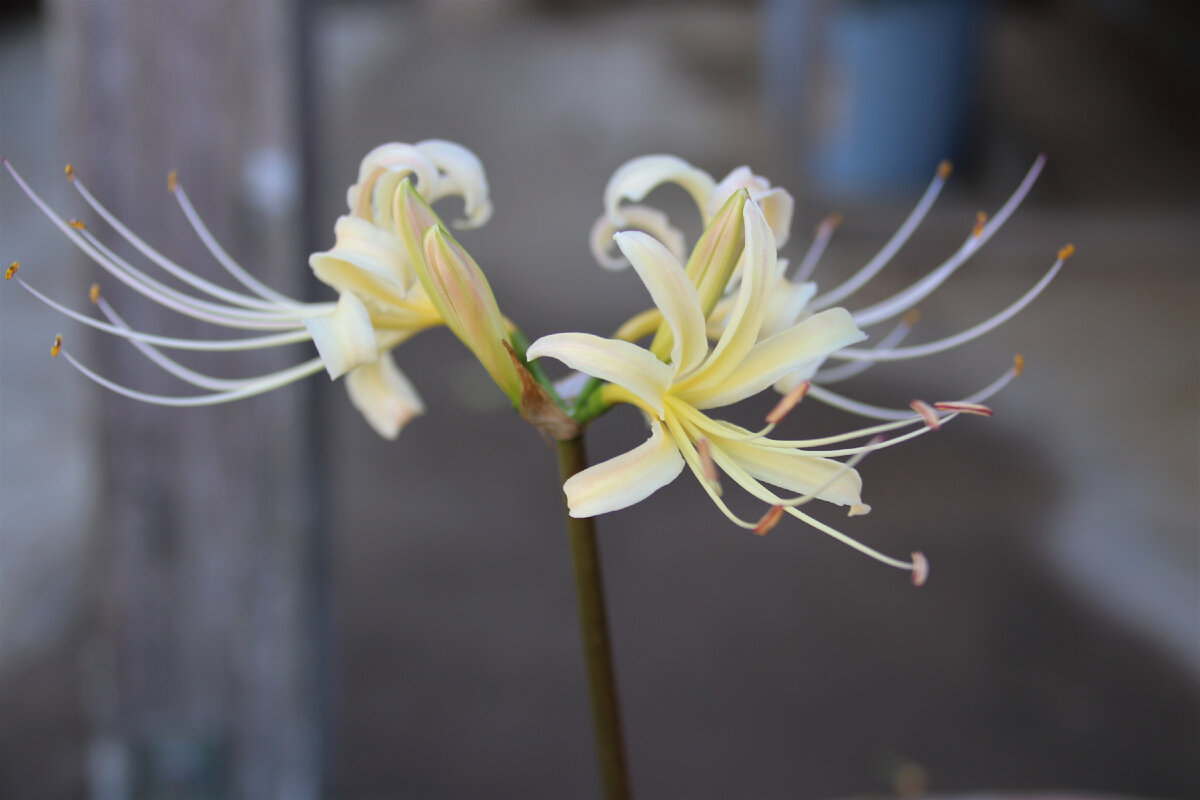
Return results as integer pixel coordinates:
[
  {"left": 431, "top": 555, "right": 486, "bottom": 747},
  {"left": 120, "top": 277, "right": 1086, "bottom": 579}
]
[
  {"left": 64, "top": 163, "right": 75, "bottom": 182},
  {"left": 902, "top": 308, "right": 921, "bottom": 326},
  {"left": 1013, "top": 354, "right": 1025, "bottom": 377},
  {"left": 167, "top": 170, "right": 178, "bottom": 193},
  {"left": 1057, "top": 243, "right": 1075, "bottom": 261},
  {"left": 937, "top": 160, "right": 953, "bottom": 180},
  {"left": 817, "top": 211, "right": 843, "bottom": 234},
  {"left": 89, "top": 283, "right": 101, "bottom": 305},
  {"left": 51, "top": 335, "right": 62, "bottom": 358},
  {"left": 972, "top": 210, "right": 987, "bottom": 238},
  {"left": 848, "top": 503, "right": 872, "bottom": 517},
  {"left": 753, "top": 505, "right": 785, "bottom": 536},
  {"left": 67, "top": 218, "right": 86, "bottom": 231},
  {"left": 4, "top": 261, "right": 18, "bottom": 280}
]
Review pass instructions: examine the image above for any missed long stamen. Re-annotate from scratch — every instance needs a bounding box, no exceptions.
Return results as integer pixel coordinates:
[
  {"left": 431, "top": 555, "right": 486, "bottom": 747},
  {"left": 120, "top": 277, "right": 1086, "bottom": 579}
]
[
  {"left": 765, "top": 380, "right": 809, "bottom": 424},
  {"left": 787, "top": 506, "right": 922, "bottom": 574},
  {"left": 833, "top": 248, "right": 1068, "bottom": 363},
  {"left": 809, "top": 160, "right": 952, "bottom": 310},
  {"left": 806, "top": 357, "right": 1020, "bottom": 421},
  {"left": 17, "top": 278, "right": 312, "bottom": 351},
  {"left": 668, "top": 397, "right": 924, "bottom": 448},
  {"left": 78, "top": 230, "right": 319, "bottom": 329},
  {"left": 14, "top": 161, "right": 287, "bottom": 313},
  {"left": 814, "top": 310, "right": 919, "bottom": 384},
  {"left": 849, "top": 155, "right": 1047, "bottom": 328},
  {"left": 790, "top": 212, "right": 841, "bottom": 284},
  {"left": 662, "top": 415, "right": 760, "bottom": 530},
  {"left": 58, "top": 345, "right": 326, "bottom": 407},
  {"left": 95, "top": 292, "right": 323, "bottom": 391},
  {"left": 773, "top": 415, "right": 958, "bottom": 458},
  {"left": 170, "top": 177, "right": 303, "bottom": 306}
]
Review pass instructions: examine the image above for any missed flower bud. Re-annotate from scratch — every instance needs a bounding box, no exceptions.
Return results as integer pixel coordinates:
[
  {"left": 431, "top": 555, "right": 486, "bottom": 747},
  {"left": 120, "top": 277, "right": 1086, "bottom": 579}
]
[
  {"left": 420, "top": 225, "right": 522, "bottom": 404},
  {"left": 648, "top": 188, "right": 747, "bottom": 361}
]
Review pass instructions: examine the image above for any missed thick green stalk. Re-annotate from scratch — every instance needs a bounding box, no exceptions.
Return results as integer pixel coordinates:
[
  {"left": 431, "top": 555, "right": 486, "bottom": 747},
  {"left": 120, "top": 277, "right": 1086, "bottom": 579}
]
[{"left": 556, "top": 436, "right": 633, "bottom": 800}]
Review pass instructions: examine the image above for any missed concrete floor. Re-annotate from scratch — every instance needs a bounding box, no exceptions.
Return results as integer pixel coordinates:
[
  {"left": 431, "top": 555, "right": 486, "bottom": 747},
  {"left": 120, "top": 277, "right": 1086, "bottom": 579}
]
[{"left": 2, "top": 2, "right": 1198, "bottom": 798}]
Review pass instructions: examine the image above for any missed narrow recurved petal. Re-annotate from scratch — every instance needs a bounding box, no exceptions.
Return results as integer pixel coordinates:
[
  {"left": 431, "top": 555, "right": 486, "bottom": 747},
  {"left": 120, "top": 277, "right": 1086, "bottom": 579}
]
[
  {"left": 303, "top": 292, "right": 379, "bottom": 379},
  {"left": 416, "top": 139, "right": 493, "bottom": 229},
  {"left": 603, "top": 154, "right": 716, "bottom": 224},
  {"left": 716, "top": 437, "right": 864, "bottom": 508},
  {"left": 686, "top": 308, "right": 865, "bottom": 410},
  {"left": 345, "top": 351, "right": 425, "bottom": 439},
  {"left": 421, "top": 226, "right": 521, "bottom": 403},
  {"left": 563, "top": 421, "right": 685, "bottom": 517},
  {"left": 309, "top": 215, "right": 414, "bottom": 302},
  {"left": 526, "top": 332, "right": 674, "bottom": 417},
  {"left": 614, "top": 230, "right": 708, "bottom": 375},
  {"left": 346, "top": 142, "right": 438, "bottom": 226}
]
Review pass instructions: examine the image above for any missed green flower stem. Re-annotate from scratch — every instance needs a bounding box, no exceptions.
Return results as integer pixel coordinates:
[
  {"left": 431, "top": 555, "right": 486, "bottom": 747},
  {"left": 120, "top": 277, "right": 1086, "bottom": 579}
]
[{"left": 556, "top": 435, "right": 633, "bottom": 800}]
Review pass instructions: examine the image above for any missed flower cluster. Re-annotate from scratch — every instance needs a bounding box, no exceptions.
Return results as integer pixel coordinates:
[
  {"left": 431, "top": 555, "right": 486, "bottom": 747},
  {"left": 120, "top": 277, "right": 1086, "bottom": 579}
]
[{"left": 4, "top": 142, "right": 1070, "bottom": 582}]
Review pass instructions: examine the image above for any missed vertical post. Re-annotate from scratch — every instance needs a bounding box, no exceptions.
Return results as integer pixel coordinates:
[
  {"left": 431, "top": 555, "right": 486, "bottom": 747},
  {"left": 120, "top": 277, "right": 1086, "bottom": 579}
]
[{"left": 49, "top": 2, "right": 321, "bottom": 797}]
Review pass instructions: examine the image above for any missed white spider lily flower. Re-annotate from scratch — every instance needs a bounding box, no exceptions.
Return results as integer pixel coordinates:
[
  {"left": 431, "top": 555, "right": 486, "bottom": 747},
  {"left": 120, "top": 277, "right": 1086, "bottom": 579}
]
[
  {"left": 590, "top": 154, "right": 794, "bottom": 270},
  {"left": 530, "top": 200, "right": 943, "bottom": 582},
  {"left": 2, "top": 139, "right": 494, "bottom": 439}
]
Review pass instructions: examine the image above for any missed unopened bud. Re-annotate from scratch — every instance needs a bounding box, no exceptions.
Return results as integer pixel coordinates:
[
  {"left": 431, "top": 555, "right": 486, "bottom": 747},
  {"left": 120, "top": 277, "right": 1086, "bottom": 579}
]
[
  {"left": 421, "top": 225, "right": 521, "bottom": 404},
  {"left": 648, "top": 188, "right": 748, "bottom": 360}
]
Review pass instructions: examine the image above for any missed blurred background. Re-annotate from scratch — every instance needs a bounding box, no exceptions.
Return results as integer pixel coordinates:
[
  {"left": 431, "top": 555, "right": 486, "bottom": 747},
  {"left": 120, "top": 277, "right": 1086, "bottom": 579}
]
[{"left": 1, "top": 0, "right": 1197, "bottom": 798}]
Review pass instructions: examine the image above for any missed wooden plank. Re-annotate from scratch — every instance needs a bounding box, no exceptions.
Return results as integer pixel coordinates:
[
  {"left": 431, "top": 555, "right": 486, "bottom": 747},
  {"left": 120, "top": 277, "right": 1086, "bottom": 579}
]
[{"left": 48, "top": 2, "right": 322, "bottom": 797}]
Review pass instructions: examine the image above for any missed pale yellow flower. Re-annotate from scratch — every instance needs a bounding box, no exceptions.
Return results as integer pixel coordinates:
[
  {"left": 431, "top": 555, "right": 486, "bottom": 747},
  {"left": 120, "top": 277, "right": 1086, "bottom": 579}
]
[{"left": 529, "top": 199, "right": 942, "bottom": 579}]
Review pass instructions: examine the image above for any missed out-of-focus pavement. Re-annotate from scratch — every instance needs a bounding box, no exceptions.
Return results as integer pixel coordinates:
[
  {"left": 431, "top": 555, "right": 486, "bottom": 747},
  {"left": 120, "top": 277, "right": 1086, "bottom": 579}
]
[{"left": 2, "top": 2, "right": 1198, "bottom": 798}]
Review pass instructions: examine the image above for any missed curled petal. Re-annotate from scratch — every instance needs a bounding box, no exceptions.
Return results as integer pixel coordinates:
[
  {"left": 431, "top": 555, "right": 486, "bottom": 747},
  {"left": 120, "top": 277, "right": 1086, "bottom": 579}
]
[
  {"left": 345, "top": 351, "right": 425, "bottom": 439},
  {"left": 304, "top": 292, "right": 379, "bottom": 380},
  {"left": 604, "top": 154, "right": 716, "bottom": 224},
  {"left": 687, "top": 308, "right": 865, "bottom": 409},
  {"left": 589, "top": 205, "right": 687, "bottom": 270},
  {"left": 564, "top": 421, "right": 685, "bottom": 517},
  {"left": 309, "top": 215, "right": 413, "bottom": 303},
  {"left": 754, "top": 186, "right": 794, "bottom": 250},
  {"left": 417, "top": 139, "right": 493, "bottom": 228},
  {"left": 526, "top": 332, "right": 673, "bottom": 417},
  {"left": 614, "top": 230, "right": 708, "bottom": 375},
  {"left": 346, "top": 143, "right": 438, "bottom": 225}
]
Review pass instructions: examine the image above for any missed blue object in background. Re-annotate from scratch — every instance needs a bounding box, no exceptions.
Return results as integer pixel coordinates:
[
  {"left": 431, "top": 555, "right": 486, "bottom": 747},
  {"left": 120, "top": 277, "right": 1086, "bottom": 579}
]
[{"left": 766, "top": 0, "right": 987, "bottom": 196}]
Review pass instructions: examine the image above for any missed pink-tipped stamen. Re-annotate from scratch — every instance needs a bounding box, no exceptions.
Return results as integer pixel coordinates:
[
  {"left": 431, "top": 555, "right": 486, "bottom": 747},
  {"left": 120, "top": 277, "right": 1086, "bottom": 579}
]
[
  {"left": 695, "top": 437, "right": 723, "bottom": 496},
  {"left": 910, "top": 400, "right": 940, "bottom": 430},
  {"left": 765, "top": 380, "right": 809, "bottom": 424},
  {"left": 933, "top": 401, "right": 992, "bottom": 416},
  {"left": 753, "top": 505, "right": 785, "bottom": 536},
  {"left": 910, "top": 552, "right": 929, "bottom": 586}
]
